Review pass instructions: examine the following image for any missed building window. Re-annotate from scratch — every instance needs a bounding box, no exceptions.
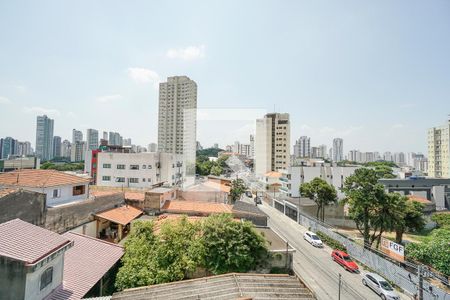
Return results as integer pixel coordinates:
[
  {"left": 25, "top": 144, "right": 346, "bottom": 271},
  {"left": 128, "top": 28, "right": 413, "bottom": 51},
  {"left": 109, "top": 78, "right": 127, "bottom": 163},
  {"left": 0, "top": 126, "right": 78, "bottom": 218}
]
[
  {"left": 73, "top": 185, "right": 86, "bottom": 196},
  {"left": 129, "top": 178, "right": 139, "bottom": 183},
  {"left": 103, "top": 163, "right": 111, "bottom": 168},
  {"left": 40, "top": 267, "right": 53, "bottom": 290},
  {"left": 143, "top": 178, "right": 146, "bottom": 182},
  {"left": 102, "top": 176, "right": 111, "bottom": 181},
  {"left": 130, "top": 165, "right": 139, "bottom": 170},
  {"left": 116, "top": 177, "right": 125, "bottom": 183},
  {"left": 148, "top": 165, "right": 152, "bottom": 169},
  {"left": 142, "top": 165, "right": 146, "bottom": 169},
  {"left": 148, "top": 178, "right": 152, "bottom": 182},
  {"left": 52, "top": 189, "right": 60, "bottom": 198},
  {"left": 117, "top": 164, "right": 125, "bottom": 169}
]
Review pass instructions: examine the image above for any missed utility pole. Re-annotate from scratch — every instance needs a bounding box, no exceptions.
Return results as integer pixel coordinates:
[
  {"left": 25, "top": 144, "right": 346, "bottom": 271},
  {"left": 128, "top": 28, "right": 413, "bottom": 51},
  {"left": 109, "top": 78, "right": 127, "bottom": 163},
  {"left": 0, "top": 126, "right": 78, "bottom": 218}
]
[
  {"left": 338, "top": 273, "right": 342, "bottom": 300},
  {"left": 418, "top": 265, "right": 423, "bottom": 300}
]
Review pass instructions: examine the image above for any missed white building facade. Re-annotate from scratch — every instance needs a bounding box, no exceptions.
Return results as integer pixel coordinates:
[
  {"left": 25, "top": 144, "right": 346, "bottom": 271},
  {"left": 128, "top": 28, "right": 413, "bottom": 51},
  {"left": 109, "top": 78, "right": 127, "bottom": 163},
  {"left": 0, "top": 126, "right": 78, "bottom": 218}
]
[
  {"left": 428, "top": 119, "right": 450, "bottom": 178},
  {"left": 332, "top": 138, "right": 343, "bottom": 162}
]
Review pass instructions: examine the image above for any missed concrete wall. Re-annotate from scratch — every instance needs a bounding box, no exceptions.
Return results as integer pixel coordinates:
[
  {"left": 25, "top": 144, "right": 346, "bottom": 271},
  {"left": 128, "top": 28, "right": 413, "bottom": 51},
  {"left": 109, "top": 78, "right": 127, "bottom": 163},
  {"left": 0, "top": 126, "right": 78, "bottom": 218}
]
[
  {"left": 0, "top": 257, "right": 26, "bottom": 300},
  {"left": 45, "top": 193, "right": 124, "bottom": 233},
  {"left": 0, "top": 189, "right": 46, "bottom": 226},
  {"left": 69, "top": 220, "right": 97, "bottom": 238},
  {"left": 179, "top": 190, "right": 228, "bottom": 203}
]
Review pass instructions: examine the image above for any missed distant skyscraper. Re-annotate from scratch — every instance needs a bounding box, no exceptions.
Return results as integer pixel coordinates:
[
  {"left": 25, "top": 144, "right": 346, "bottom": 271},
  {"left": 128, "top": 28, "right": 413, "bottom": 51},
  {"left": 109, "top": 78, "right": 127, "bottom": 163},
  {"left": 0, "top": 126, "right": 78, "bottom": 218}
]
[
  {"left": 294, "top": 136, "right": 310, "bottom": 158},
  {"left": 213, "top": 143, "right": 219, "bottom": 149},
  {"left": 102, "top": 131, "right": 108, "bottom": 141},
  {"left": 108, "top": 132, "right": 123, "bottom": 146},
  {"left": 197, "top": 141, "right": 203, "bottom": 151},
  {"left": 71, "top": 141, "right": 86, "bottom": 162},
  {"left": 0, "top": 137, "right": 18, "bottom": 159},
  {"left": 428, "top": 118, "right": 450, "bottom": 178},
  {"left": 393, "top": 152, "right": 406, "bottom": 166},
  {"left": 86, "top": 129, "right": 99, "bottom": 150},
  {"left": 61, "top": 140, "right": 71, "bottom": 158},
  {"left": 17, "top": 141, "right": 32, "bottom": 156},
  {"left": 53, "top": 136, "right": 62, "bottom": 158},
  {"left": 332, "top": 138, "right": 343, "bottom": 162},
  {"left": 383, "top": 151, "right": 393, "bottom": 162},
  {"left": 36, "top": 115, "right": 54, "bottom": 161},
  {"left": 148, "top": 143, "right": 157, "bottom": 152},
  {"left": 123, "top": 138, "right": 132, "bottom": 147},
  {"left": 158, "top": 76, "right": 197, "bottom": 158},
  {"left": 318, "top": 144, "right": 327, "bottom": 159},
  {"left": 72, "top": 129, "right": 83, "bottom": 144},
  {"left": 255, "top": 113, "right": 290, "bottom": 176},
  {"left": 249, "top": 135, "right": 254, "bottom": 159}
]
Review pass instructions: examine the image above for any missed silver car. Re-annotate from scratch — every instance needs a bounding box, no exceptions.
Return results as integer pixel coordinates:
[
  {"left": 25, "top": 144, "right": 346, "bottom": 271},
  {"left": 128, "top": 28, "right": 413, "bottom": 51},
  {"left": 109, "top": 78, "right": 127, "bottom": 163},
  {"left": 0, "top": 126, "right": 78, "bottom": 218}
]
[{"left": 362, "top": 273, "right": 400, "bottom": 300}]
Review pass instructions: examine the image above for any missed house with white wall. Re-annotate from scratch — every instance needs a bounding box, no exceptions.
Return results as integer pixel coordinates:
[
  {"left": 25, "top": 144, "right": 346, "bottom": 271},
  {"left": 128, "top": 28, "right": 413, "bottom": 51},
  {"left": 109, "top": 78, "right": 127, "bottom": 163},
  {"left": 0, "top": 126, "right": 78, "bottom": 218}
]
[{"left": 0, "top": 169, "right": 90, "bottom": 207}]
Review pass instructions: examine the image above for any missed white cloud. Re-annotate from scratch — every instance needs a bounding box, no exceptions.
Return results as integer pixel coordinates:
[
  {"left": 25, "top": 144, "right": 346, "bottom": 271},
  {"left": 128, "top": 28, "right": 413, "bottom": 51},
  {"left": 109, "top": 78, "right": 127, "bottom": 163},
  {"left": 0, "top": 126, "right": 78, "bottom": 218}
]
[
  {"left": 0, "top": 96, "right": 11, "bottom": 104},
  {"left": 166, "top": 45, "right": 205, "bottom": 61},
  {"left": 95, "top": 94, "right": 122, "bottom": 103},
  {"left": 23, "top": 106, "right": 60, "bottom": 116},
  {"left": 127, "top": 68, "right": 161, "bottom": 88}
]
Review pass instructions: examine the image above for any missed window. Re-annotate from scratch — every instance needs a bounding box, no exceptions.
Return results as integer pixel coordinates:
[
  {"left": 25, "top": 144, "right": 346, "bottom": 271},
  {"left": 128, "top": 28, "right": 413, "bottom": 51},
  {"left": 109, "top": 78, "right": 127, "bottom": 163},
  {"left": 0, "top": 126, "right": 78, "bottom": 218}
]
[
  {"left": 116, "top": 177, "right": 125, "bottom": 183},
  {"left": 142, "top": 165, "right": 146, "bottom": 169},
  {"left": 40, "top": 267, "right": 53, "bottom": 290},
  {"left": 102, "top": 176, "right": 111, "bottom": 181},
  {"left": 52, "top": 189, "right": 60, "bottom": 198},
  {"left": 130, "top": 165, "right": 139, "bottom": 170},
  {"left": 129, "top": 178, "right": 139, "bottom": 183},
  {"left": 117, "top": 164, "right": 125, "bottom": 169},
  {"left": 103, "top": 163, "right": 111, "bottom": 168},
  {"left": 148, "top": 165, "right": 152, "bottom": 169},
  {"left": 143, "top": 178, "right": 146, "bottom": 182},
  {"left": 72, "top": 185, "right": 86, "bottom": 196},
  {"left": 148, "top": 178, "right": 151, "bottom": 182}
]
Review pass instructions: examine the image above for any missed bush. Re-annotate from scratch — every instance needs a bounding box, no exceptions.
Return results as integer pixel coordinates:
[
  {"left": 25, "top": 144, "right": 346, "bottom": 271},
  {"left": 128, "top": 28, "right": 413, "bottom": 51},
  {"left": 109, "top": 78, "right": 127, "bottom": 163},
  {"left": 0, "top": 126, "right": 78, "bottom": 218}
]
[
  {"left": 316, "top": 231, "right": 347, "bottom": 251},
  {"left": 431, "top": 213, "right": 450, "bottom": 229}
]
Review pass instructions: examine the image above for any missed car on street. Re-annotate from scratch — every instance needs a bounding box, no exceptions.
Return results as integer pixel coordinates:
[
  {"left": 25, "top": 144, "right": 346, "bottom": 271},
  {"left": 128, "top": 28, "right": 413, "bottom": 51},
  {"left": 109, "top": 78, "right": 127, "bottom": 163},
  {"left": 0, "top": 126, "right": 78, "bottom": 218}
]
[
  {"left": 254, "top": 196, "right": 262, "bottom": 205},
  {"left": 303, "top": 231, "right": 323, "bottom": 247},
  {"left": 362, "top": 273, "right": 400, "bottom": 300},
  {"left": 331, "top": 250, "right": 359, "bottom": 273},
  {"left": 245, "top": 191, "right": 253, "bottom": 198}
]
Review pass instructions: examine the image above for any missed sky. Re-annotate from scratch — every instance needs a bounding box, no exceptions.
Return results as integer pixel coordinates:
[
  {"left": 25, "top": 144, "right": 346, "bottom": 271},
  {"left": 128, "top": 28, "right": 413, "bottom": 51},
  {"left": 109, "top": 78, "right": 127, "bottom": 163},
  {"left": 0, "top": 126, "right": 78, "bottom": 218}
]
[{"left": 0, "top": 0, "right": 449, "bottom": 154}]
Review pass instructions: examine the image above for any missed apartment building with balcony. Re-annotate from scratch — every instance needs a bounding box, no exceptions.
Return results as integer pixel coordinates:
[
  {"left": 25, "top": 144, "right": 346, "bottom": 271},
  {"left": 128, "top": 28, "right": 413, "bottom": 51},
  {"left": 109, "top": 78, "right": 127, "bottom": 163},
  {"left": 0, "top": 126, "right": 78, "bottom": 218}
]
[{"left": 428, "top": 118, "right": 450, "bottom": 178}]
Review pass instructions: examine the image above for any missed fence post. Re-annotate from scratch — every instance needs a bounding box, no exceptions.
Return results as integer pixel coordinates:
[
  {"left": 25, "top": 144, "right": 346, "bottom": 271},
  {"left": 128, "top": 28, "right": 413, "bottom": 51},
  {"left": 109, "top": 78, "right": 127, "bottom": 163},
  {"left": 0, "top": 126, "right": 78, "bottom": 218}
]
[
  {"left": 418, "top": 265, "right": 423, "bottom": 300},
  {"left": 338, "top": 273, "right": 342, "bottom": 300}
]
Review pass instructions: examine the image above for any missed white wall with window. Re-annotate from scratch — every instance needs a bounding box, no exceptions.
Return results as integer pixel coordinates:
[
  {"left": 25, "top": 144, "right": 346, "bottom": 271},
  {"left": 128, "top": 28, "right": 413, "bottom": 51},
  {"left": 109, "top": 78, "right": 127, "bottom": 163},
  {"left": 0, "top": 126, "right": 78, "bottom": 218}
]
[
  {"left": 96, "top": 152, "right": 184, "bottom": 188},
  {"left": 26, "top": 183, "right": 89, "bottom": 207}
]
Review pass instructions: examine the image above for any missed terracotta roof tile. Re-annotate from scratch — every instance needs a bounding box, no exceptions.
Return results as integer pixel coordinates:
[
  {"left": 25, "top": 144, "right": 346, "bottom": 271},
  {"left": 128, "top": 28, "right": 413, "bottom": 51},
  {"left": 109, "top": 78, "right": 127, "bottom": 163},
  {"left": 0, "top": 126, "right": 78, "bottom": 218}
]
[
  {"left": 264, "top": 171, "right": 282, "bottom": 178},
  {"left": 0, "top": 187, "right": 19, "bottom": 197},
  {"left": 162, "top": 200, "right": 232, "bottom": 215},
  {"left": 0, "top": 219, "right": 71, "bottom": 264},
  {"left": 49, "top": 232, "right": 123, "bottom": 300},
  {"left": 95, "top": 205, "right": 143, "bottom": 225},
  {"left": 152, "top": 214, "right": 204, "bottom": 234},
  {"left": 124, "top": 191, "right": 145, "bottom": 201},
  {"left": 408, "top": 195, "right": 431, "bottom": 204},
  {"left": 0, "top": 169, "right": 90, "bottom": 188}
]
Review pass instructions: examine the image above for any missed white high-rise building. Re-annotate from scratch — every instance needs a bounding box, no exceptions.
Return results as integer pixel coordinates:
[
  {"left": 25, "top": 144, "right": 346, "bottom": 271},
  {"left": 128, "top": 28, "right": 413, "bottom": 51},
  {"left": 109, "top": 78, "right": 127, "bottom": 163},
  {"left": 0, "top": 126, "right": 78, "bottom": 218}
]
[
  {"left": 393, "top": 152, "right": 406, "bottom": 166},
  {"left": 61, "top": 140, "right": 71, "bottom": 159},
  {"left": 428, "top": 118, "right": 450, "bottom": 178},
  {"left": 52, "top": 136, "right": 61, "bottom": 158},
  {"left": 318, "top": 144, "right": 327, "bottom": 159},
  {"left": 35, "top": 115, "right": 54, "bottom": 161},
  {"left": 71, "top": 141, "right": 86, "bottom": 162},
  {"left": 72, "top": 129, "right": 83, "bottom": 144},
  {"left": 332, "top": 138, "right": 344, "bottom": 162},
  {"left": 255, "top": 113, "right": 290, "bottom": 176},
  {"left": 86, "top": 129, "right": 99, "bottom": 150},
  {"left": 249, "top": 135, "right": 255, "bottom": 159},
  {"left": 383, "top": 151, "right": 393, "bottom": 162},
  {"left": 148, "top": 143, "right": 157, "bottom": 152},
  {"left": 17, "top": 141, "right": 32, "bottom": 156},
  {"left": 293, "top": 136, "right": 310, "bottom": 158},
  {"left": 157, "top": 76, "right": 197, "bottom": 184}
]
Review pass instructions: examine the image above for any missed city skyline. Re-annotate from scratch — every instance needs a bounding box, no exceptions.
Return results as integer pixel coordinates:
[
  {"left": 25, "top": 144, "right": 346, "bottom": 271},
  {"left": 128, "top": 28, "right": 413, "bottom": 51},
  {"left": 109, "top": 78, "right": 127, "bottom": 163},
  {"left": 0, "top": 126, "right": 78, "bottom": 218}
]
[{"left": 1, "top": 1, "right": 449, "bottom": 153}]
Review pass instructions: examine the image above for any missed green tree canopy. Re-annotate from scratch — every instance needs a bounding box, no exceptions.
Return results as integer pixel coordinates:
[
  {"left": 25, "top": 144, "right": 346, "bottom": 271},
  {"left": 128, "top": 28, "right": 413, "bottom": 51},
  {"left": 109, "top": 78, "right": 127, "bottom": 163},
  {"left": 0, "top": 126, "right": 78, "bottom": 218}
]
[
  {"left": 202, "top": 214, "right": 268, "bottom": 274},
  {"left": 299, "top": 177, "right": 337, "bottom": 221},
  {"left": 431, "top": 213, "right": 450, "bottom": 229},
  {"left": 230, "top": 178, "right": 247, "bottom": 203},
  {"left": 394, "top": 200, "right": 425, "bottom": 244}
]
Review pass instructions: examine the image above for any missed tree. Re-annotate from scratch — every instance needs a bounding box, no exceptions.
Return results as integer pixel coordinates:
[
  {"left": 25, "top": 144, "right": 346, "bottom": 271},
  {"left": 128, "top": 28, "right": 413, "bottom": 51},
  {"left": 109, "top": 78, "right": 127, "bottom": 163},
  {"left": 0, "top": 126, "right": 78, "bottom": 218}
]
[
  {"left": 201, "top": 214, "right": 268, "bottom": 274},
  {"left": 431, "top": 213, "right": 450, "bottom": 229},
  {"left": 210, "top": 165, "right": 223, "bottom": 176},
  {"left": 342, "top": 168, "right": 387, "bottom": 248},
  {"left": 230, "top": 178, "right": 247, "bottom": 203},
  {"left": 406, "top": 229, "right": 450, "bottom": 276},
  {"left": 299, "top": 178, "right": 337, "bottom": 222},
  {"left": 394, "top": 200, "right": 425, "bottom": 244}
]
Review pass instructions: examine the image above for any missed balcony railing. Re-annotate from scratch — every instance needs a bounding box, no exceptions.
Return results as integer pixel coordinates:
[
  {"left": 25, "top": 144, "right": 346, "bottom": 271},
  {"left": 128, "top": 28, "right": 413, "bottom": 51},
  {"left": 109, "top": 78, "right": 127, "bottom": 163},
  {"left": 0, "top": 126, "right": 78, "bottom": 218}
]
[{"left": 279, "top": 177, "right": 289, "bottom": 183}]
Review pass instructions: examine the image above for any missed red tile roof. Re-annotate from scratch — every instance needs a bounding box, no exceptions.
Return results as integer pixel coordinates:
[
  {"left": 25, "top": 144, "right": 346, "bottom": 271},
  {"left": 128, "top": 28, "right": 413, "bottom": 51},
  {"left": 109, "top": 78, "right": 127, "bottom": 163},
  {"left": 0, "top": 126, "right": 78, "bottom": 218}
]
[
  {"left": 408, "top": 195, "right": 432, "bottom": 204},
  {"left": 49, "top": 232, "right": 124, "bottom": 300},
  {"left": 0, "top": 219, "right": 71, "bottom": 264},
  {"left": 153, "top": 214, "right": 204, "bottom": 234},
  {"left": 124, "top": 191, "right": 145, "bottom": 201},
  {"left": 162, "top": 200, "right": 232, "bottom": 215},
  {"left": 0, "top": 169, "right": 90, "bottom": 188},
  {"left": 95, "top": 205, "right": 143, "bottom": 225},
  {"left": 0, "top": 187, "right": 19, "bottom": 197}
]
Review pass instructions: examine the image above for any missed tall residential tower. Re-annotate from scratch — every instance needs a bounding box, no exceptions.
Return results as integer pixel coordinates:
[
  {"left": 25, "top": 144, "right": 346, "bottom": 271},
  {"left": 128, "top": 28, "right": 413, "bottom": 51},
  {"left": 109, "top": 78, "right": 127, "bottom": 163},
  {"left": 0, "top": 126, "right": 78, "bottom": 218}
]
[
  {"left": 35, "top": 115, "right": 54, "bottom": 161},
  {"left": 332, "top": 138, "right": 344, "bottom": 162},
  {"left": 428, "top": 118, "right": 450, "bottom": 178}
]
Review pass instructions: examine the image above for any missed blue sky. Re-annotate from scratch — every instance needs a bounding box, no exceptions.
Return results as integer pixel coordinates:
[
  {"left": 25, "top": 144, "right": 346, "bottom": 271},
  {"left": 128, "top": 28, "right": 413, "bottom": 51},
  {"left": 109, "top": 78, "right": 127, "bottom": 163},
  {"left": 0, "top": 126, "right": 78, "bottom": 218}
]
[{"left": 0, "top": 0, "right": 449, "bottom": 153}]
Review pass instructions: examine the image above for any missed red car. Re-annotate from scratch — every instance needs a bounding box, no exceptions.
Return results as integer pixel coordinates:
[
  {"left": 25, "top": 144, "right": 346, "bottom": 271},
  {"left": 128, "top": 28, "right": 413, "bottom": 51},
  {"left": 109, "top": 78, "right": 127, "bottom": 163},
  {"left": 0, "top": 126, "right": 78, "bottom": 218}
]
[{"left": 331, "top": 250, "right": 359, "bottom": 273}]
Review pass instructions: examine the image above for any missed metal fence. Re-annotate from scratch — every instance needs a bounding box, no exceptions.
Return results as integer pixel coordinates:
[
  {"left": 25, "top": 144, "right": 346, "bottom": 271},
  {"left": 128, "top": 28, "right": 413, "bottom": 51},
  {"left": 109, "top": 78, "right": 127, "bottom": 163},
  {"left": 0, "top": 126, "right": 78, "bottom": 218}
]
[{"left": 270, "top": 196, "right": 449, "bottom": 300}]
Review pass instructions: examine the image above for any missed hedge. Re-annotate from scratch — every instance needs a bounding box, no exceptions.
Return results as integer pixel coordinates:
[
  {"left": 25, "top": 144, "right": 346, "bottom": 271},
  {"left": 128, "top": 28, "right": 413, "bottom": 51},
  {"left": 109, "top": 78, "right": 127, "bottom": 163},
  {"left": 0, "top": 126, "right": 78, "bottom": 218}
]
[{"left": 316, "top": 231, "right": 347, "bottom": 252}]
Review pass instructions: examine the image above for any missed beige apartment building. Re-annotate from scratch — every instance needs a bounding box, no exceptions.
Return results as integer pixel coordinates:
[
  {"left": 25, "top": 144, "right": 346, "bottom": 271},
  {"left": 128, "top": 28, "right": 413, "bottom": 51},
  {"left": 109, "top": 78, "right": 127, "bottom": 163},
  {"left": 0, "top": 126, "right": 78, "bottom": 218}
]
[
  {"left": 255, "top": 113, "right": 290, "bottom": 176},
  {"left": 428, "top": 119, "right": 450, "bottom": 178}
]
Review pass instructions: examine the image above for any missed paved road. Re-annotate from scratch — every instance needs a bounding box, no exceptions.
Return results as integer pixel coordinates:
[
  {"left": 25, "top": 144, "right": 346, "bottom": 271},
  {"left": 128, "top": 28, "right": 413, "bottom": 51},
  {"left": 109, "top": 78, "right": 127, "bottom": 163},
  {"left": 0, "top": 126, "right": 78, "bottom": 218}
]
[{"left": 250, "top": 198, "right": 410, "bottom": 300}]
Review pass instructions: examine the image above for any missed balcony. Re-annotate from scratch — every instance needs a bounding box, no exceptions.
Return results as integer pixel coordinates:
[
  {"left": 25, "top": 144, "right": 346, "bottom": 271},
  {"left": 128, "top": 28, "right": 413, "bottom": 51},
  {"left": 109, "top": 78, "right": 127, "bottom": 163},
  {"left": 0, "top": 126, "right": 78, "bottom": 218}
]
[
  {"left": 279, "top": 177, "right": 289, "bottom": 183},
  {"left": 279, "top": 186, "right": 289, "bottom": 193}
]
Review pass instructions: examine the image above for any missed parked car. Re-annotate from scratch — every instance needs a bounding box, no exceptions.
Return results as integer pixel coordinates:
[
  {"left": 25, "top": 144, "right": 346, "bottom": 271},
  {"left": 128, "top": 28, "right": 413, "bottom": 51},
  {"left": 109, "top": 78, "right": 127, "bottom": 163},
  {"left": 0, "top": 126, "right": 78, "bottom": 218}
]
[
  {"left": 331, "top": 250, "right": 359, "bottom": 272},
  {"left": 254, "top": 196, "right": 262, "bottom": 205},
  {"left": 362, "top": 273, "right": 400, "bottom": 300},
  {"left": 303, "top": 231, "right": 323, "bottom": 247},
  {"left": 245, "top": 191, "right": 253, "bottom": 198}
]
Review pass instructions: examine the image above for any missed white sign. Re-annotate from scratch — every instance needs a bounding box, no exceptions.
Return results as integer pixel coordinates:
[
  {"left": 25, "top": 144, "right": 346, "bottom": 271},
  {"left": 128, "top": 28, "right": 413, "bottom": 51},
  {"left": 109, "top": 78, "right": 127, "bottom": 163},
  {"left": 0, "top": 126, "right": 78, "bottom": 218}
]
[{"left": 381, "top": 238, "right": 404, "bottom": 261}]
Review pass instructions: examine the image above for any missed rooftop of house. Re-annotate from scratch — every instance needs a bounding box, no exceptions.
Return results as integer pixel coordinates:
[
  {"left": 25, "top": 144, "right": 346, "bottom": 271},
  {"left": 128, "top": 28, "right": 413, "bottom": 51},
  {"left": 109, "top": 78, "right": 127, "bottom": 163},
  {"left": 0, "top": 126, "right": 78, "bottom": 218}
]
[
  {"left": 90, "top": 189, "right": 123, "bottom": 198},
  {"left": 184, "top": 180, "right": 231, "bottom": 193},
  {"left": 265, "top": 171, "right": 282, "bottom": 178},
  {"left": 232, "top": 200, "right": 267, "bottom": 217},
  {"left": 111, "top": 273, "right": 314, "bottom": 300},
  {"left": 0, "top": 187, "right": 19, "bottom": 197},
  {"left": 124, "top": 191, "right": 145, "bottom": 201},
  {"left": 49, "top": 232, "right": 124, "bottom": 300},
  {"left": 0, "top": 218, "right": 71, "bottom": 265},
  {"left": 95, "top": 205, "right": 143, "bottom": 226},
  {"left": 407, "top": 195, "right": 432, "bottom": 204},
  {"left": 149, "top": 187, "right": 176, "bottom": 194},
  {"left": 0, "top": 169, "right": 91, "bottom": 188},
  {"left": 152, "top": 214, "right": 204, "bottom": 234},
  {"left": 161, "top": 200, "right": 233, "bottom": 215}
]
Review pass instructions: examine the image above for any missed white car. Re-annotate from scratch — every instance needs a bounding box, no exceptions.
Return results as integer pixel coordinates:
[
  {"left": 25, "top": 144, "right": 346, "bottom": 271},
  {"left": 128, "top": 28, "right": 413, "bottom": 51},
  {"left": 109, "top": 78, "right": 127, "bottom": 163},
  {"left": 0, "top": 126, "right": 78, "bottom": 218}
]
[
  {"left": 303, "top": 231, "right": 323, "bottom": 247},
  {"left": 362, "top": 273, "right": 400, "bottom": 300}
]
